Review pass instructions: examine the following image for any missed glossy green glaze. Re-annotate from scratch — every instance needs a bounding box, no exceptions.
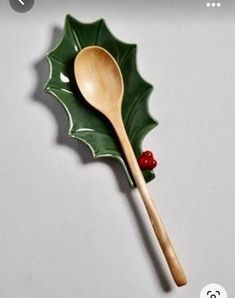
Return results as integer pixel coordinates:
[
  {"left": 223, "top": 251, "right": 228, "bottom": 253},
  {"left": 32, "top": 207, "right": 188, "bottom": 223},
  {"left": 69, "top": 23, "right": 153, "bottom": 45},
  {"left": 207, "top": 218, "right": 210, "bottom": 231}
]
[{"left": 45, "top": 15, "right": 158, "bottom": 187}]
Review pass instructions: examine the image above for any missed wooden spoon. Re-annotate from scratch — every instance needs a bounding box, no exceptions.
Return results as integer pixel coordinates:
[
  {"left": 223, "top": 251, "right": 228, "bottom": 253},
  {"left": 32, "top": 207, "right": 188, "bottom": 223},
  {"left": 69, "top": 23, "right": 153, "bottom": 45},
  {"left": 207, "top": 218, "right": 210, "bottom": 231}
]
[{"left": 74, "top": 46, "right": 187, "bottom": 287}]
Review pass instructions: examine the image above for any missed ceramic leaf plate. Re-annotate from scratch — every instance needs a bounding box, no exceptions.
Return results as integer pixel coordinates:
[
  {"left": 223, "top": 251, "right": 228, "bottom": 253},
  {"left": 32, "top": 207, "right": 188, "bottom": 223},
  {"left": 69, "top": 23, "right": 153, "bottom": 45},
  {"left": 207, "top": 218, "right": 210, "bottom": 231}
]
[{"left": 45, "top": 15, "right": 158, "bottom": 187}]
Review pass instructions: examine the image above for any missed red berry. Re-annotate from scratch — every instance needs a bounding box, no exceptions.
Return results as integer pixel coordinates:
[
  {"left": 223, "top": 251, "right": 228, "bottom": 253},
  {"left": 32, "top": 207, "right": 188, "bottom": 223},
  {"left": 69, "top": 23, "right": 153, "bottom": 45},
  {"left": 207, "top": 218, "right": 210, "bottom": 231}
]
[
  {"left": 138, "top": 156, "right": 149, "bottom": 169},
  {"left": 143, "top": 150, "right": 153, "bottom": 158},
  {"left": 150, "top": 159, "right": 157, "bottom": 169}
]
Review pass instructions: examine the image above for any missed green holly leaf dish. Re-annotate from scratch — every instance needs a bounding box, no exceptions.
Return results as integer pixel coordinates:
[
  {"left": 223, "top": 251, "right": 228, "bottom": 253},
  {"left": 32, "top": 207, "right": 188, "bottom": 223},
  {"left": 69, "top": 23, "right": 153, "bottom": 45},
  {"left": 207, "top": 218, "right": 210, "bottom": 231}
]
[{"left": 45, "top": 15, "right": 158, "bottom": 187}]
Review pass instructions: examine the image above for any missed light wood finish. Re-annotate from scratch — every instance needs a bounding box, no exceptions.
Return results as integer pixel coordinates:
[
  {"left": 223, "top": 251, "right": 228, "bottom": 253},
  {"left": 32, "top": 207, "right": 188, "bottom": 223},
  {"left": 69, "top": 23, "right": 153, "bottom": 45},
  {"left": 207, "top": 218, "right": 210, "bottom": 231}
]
[{"left": 74, "top": 46, "right": 187, "bottom": 287}]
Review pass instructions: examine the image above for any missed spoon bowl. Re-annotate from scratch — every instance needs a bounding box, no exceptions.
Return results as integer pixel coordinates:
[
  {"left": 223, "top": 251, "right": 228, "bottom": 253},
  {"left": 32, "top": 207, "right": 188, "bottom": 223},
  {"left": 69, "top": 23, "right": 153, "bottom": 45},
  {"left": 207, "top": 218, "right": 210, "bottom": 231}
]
[{"left": 74, "top": 46, "right": 124, "bottom": 119}]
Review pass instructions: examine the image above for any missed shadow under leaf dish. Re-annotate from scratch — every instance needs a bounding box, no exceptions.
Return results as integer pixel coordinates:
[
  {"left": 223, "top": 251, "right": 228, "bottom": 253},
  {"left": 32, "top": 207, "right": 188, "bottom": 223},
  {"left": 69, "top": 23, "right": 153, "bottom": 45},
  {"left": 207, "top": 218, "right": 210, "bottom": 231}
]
[{"left": 45, "top": 15, "right": 158, "bottom": 187}]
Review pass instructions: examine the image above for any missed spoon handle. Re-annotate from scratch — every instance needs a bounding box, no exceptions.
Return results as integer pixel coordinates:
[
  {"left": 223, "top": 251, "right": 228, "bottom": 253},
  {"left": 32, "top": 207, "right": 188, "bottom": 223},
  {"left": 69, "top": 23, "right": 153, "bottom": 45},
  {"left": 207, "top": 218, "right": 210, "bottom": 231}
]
[{"left": 112, "top": 114, "right": 187, "bottom": 287}]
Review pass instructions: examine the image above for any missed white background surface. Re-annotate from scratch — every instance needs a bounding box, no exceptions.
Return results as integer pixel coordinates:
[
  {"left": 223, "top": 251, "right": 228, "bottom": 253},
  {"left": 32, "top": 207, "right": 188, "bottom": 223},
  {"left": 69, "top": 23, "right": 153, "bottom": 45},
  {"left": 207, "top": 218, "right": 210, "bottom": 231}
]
[{"left": 0, "top": 1, "right": 234, "bottom": 297}]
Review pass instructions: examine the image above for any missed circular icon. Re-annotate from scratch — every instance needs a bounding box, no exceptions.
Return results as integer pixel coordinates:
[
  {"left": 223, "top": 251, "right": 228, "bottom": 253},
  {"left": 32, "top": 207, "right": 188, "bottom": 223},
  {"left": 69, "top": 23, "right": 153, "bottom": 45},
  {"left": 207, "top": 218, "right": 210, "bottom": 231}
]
[
  {"left": 9, "top": 0, "right": 35, "bottom": 13},
  {"left": 200, "top": 284, "right": 227, "bottom": 298}
]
